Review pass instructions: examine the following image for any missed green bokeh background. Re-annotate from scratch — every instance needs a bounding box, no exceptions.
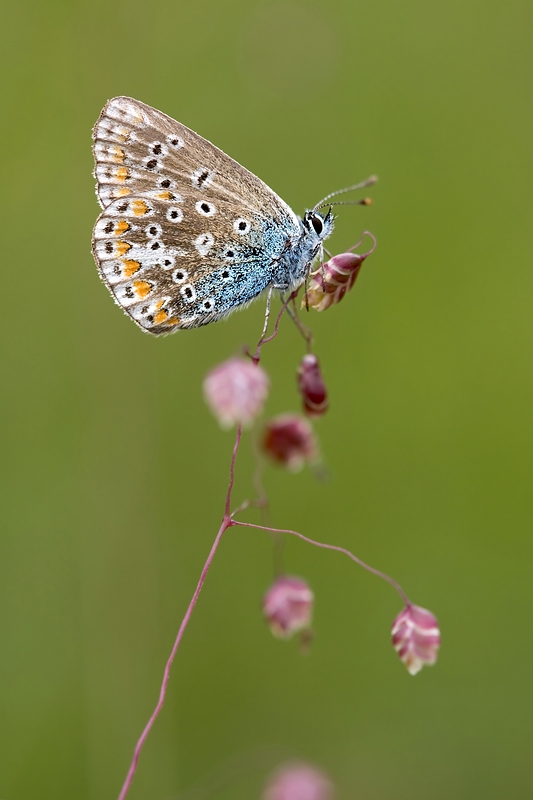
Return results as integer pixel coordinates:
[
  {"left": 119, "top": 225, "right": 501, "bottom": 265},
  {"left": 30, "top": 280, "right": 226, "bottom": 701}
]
[{"left": 1, "top": 1, "right": 532, "bottom": 798}]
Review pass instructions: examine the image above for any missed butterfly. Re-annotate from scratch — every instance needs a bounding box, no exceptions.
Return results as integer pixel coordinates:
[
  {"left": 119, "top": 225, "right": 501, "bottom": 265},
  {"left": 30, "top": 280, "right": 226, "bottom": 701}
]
[{"left": 92, "top": 97, "right": 371, "bottom": 335}]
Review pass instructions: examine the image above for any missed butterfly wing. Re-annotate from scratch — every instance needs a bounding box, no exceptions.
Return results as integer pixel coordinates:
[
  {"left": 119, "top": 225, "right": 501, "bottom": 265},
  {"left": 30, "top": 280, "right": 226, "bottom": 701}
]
[{"left": 92, "top": 97, "right": 302, "bottom": 334}]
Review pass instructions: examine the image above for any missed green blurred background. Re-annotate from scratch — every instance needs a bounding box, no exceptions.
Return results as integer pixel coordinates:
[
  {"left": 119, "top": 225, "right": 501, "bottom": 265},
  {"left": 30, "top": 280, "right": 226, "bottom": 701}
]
[{"left": 1, "top": 0, "right": 532, "bottom": 798}]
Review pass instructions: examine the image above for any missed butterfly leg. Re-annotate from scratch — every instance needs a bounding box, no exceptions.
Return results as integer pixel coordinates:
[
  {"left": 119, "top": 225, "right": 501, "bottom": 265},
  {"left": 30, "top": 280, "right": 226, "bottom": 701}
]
[
  {"left": 280, "top": 291, "right": 314, "bottom": 351},
  {"left": 260, "top": 285, "right": 274, "bottom": 341}
]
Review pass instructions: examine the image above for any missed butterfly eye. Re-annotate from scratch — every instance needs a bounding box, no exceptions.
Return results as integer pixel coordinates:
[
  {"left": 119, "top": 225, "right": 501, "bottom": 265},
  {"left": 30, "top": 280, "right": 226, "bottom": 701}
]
[{"left": 310, "top": 213, "right": 324, "bottom": 236}]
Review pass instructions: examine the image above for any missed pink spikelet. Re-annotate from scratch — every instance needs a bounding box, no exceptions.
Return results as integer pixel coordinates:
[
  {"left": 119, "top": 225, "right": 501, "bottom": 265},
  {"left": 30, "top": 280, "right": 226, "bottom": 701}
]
[
  {"left": 391, "top": 604, "right": 441, "bottom": 675},
  {"left": 261, "top": 414, "right": 318, "bottom": 471},
  {"left": 297, "top": 354, "right": 328, "bottom": 418},
  {"left": 263, "top": 762, "right": 335, "bottom": 800},
  {"left": 303, "top": 232, "right": 377, "bottom": 312},
  {"left": 203, "top": 357, "right": 269, "bottom": 428},
  {"left": 263, "top": 576, "right": 314, "bottom": 639}
]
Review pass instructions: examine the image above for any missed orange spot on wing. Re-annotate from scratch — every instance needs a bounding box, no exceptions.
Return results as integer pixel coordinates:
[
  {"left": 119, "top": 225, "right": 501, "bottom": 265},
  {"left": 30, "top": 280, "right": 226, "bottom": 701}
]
[
  {"left": 123, "top": 259, "right": 140, "bottom": 277},
  {"left": 131, "top": 199, "right": 148, "bottom": 216},
  {"left": 133, "top": 112, "right": 143, "bottom": 124},
  {"left": 115, "top": 166, "right": 129, "bottom": 182},
  {"left": 154, "top": 309, "right": 168, "bottom": 324},
  {"left": 116, "top": 127, "right": 129, "bottom": 142},
  {"left": 155, "top": 300, "right": 164, "bottom": 310},
  {"left": 157, "top": 191, "right": 174, "bottom": 201},
  {"left": 114, "top": 187, "right": 131, "bottom": 198},
  {"left": 133, "top": 280, "right": 152, "bottom": 299},
  {"left": 115, "top": 220, "right": 130, "bottom": 235},
  {"left": 165, "top": 317, "right": 181, "bottom": 326},
  {"left": 115, "top": 241, "right": 131, "bottom": 257},
  {"left": 112, "top": 147, "right": 125, "bottom": 163}
]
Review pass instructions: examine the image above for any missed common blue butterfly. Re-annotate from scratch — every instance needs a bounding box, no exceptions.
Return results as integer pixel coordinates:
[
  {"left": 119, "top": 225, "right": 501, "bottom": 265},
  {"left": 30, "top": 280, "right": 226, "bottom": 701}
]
[{"left": 92, "top": 97, "right": 372, "bottom": 335}]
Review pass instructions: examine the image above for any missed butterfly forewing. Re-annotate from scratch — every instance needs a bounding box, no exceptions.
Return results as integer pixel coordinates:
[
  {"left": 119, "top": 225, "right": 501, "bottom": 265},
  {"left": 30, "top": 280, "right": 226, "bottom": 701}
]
[{"left": 92, "top": 97, "right": 302, "bottom": 334}]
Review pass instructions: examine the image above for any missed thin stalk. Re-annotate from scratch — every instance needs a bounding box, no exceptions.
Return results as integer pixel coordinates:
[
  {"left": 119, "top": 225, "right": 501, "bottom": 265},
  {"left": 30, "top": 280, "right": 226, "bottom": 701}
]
[
  {"left": 117, "top": 428, "right": 242, "bottom": 800},
  {"left": 233, "top": 520, "right": 410, "bottom": 606}
]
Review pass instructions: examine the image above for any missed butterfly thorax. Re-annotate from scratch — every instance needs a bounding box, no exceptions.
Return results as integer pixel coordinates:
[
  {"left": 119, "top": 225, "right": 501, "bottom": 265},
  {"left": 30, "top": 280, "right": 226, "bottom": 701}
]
[{"left": 272, "top": 209, "right": 334, "bottom": 291}]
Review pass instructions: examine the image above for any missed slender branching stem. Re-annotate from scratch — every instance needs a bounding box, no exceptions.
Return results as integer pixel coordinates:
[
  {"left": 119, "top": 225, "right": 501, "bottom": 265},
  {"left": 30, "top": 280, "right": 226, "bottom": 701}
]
[
  {"left": 232, "top": 520, "right": 411, "bottom": 606},
  {"left": 117, "top": 428, "right": 242, "bottom": 800}
]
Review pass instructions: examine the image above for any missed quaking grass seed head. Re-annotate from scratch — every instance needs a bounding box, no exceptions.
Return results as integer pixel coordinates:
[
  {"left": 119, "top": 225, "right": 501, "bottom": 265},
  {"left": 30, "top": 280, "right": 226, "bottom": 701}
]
[
  {"left": 263, "top": 763, "right": 335, "bottom": 800},
  {"left": 263, "top": 576, "right": 314, "bottom": 639},
  {"left": 203, "top": 358, "right": 269, "bottom": 428},
  {"left": 303, "top": 232, "right": 377, "bottom": 312},
  {"left": 261, "top": 414, "right": 318, "bottom": 471},
  {"left": 391, "top": 604, "right": 441, "bottom": 675},
  {"left": 297, "top": 354, "right": 328, "bottom": 418}
]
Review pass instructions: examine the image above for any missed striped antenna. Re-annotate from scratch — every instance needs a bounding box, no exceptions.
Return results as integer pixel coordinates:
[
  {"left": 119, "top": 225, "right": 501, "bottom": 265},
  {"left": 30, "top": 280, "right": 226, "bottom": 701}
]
[{"left": 313, "top": 175, "right": 378, "bottom": 211}]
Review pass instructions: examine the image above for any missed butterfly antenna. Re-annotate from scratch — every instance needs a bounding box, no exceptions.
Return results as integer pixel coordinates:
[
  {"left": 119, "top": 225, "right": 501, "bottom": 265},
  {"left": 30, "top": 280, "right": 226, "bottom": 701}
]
[
  {"left": 313, "top": 175, "right": 378, "bottom": 212},
  {"left": 326, "top": 197, "right": 373, "bottom": 209}
]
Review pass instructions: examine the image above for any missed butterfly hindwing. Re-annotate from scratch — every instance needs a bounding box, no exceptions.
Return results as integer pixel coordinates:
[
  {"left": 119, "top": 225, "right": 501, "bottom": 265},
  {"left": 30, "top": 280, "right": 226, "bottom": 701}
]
[{"left": 92, "top": 194, "right": 291, "bottom": 334}]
